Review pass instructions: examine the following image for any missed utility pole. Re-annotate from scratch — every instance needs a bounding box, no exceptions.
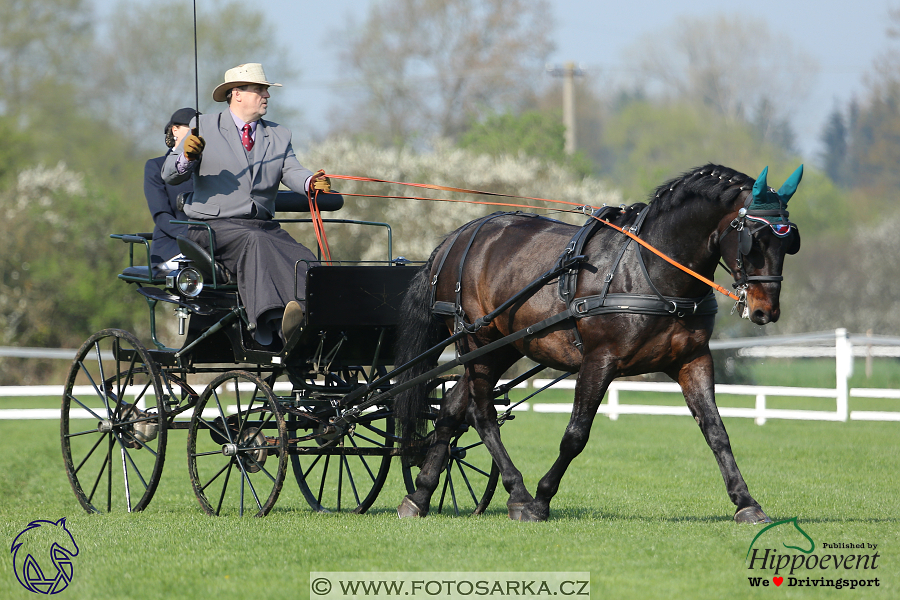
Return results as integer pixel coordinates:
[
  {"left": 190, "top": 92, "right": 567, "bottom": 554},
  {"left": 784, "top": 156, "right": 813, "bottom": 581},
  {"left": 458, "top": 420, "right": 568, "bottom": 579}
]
[{"left": 547, "top": 62, "right": 584, "bottom": 155}]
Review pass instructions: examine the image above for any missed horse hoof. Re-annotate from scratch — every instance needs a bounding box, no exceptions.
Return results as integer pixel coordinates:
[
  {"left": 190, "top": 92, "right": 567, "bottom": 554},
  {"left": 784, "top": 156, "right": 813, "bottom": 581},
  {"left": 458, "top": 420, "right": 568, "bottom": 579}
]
[
  {"left": 397, "top": 497, "right": 425, "bottom": 519},
  {"left": 507, "top": 503, "right": 526, "bottom": 520},
  {"left": 734, "top": 506, "right": 773, "bottom": 524},
  {"left": 508, "top": 503, "right": 547, "bottom": 522}
]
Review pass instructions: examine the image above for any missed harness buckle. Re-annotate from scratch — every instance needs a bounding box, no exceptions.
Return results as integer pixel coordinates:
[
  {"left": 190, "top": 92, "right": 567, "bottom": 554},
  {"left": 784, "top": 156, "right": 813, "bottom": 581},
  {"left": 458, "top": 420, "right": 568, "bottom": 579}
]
[{"left": 573, "top": 299, "right": 588, "bottom": 315}]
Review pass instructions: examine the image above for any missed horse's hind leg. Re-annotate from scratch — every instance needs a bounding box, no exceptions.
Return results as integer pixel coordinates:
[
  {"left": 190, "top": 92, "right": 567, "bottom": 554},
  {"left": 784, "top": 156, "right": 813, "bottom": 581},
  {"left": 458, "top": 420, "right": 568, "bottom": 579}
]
[
  {"left": 463, "top": 350, "right": 534, "bottom": 518},
  {"left": 399, "top": 378, "right": 469, "bottom": 517},
  {"left": 672, "top": 353, "right": 772, "bottom": 524}
]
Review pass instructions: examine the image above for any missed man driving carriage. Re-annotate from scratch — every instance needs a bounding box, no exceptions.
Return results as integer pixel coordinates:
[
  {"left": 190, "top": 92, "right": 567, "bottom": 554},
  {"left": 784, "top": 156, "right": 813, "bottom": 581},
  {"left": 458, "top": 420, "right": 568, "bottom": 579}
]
[{"left": 162, "top": 63, "right": 329, "bottom": 347}]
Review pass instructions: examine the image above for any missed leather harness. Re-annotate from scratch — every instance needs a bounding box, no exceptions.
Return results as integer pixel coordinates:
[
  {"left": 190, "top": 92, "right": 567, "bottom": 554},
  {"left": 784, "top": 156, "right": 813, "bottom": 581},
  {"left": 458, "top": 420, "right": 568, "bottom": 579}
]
[{"left": 429, "top": 209, "right": 718, "bottom": 353}]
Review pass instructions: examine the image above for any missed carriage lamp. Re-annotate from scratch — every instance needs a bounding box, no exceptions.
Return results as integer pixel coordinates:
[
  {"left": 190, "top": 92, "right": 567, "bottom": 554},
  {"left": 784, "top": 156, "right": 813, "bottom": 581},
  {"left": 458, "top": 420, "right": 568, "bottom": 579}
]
[
  {"left": 175, "top": 268, "right": 204, "bottom": 297},
  {"left": 166, "top": 259, "right": 204, "bottom": 298}
]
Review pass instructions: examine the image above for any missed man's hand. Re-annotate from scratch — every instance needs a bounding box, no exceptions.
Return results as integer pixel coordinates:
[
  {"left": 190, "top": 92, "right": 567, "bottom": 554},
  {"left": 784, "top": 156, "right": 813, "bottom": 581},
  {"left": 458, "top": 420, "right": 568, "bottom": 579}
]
[
  {"left": 183, "top": 128, "right": 205, "bottom": 161},
  {"left": 309, "top": 169, "right": 331, "bottom": 195}
]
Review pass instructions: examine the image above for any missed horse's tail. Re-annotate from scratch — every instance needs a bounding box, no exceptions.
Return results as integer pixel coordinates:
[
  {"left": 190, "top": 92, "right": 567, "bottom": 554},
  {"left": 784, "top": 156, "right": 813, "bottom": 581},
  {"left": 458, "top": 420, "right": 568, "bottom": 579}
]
[{"left": 393, "top": 248, "right": 445, "bottom": 449}]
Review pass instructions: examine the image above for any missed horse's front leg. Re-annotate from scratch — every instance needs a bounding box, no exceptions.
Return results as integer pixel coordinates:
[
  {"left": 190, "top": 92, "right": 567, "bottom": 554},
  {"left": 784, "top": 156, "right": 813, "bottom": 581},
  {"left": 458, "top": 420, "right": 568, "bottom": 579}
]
[
  {"left": 518, "top": 357, "right": 615, "bottom": 521},
  {"left": 673, "top": 352, "right": 772, "bottom": 524}
]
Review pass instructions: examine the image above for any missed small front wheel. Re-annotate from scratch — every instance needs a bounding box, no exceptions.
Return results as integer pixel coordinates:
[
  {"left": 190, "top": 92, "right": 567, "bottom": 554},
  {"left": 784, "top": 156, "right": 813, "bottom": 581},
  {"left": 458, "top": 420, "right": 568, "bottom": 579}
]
[{"left": 187, "top": 371, "right": 287, "bottom": 517}]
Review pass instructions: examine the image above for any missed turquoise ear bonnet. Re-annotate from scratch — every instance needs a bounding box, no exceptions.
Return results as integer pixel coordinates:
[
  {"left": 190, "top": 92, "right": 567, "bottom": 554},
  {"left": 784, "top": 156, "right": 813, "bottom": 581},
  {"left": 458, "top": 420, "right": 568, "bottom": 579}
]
[{"left": 749, "top": 165, "right": 803, "bottom": 221}]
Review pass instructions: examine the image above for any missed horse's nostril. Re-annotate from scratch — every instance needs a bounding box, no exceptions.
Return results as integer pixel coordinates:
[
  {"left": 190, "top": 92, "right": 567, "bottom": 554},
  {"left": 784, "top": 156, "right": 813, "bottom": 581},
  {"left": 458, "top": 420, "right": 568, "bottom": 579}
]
[{"left": 752, "top": 309, "right": 770, "bottom": 325}]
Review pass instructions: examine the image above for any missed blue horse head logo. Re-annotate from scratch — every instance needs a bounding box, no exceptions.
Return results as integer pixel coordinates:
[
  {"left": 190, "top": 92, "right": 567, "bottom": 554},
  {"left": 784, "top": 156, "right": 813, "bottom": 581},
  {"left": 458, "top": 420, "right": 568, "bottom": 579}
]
[{"left": 11, "top": 518, "right": 79, "bottom": 594}]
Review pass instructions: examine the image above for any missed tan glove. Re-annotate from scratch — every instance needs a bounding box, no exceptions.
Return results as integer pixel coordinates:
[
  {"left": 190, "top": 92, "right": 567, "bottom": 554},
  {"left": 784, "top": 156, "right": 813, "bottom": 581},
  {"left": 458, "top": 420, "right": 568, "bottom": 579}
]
[
  {"left": 183, "top": 128, "right": 205, "bottom": 161},
  {"left": 309, "top": 169, "right": 331, "bottom": 195}
]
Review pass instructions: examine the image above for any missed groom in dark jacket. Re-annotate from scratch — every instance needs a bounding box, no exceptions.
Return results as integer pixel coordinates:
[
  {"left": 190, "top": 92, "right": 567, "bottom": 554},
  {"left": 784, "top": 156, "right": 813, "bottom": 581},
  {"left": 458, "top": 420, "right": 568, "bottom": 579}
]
[{"left": 144, "top": 107, "right": 194, "bottom": 270}]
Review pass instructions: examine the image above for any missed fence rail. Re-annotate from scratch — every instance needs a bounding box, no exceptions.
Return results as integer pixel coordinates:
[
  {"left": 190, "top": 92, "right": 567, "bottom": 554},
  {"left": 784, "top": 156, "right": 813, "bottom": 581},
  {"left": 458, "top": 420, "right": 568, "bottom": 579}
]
[{"left": 1, "top": 329, "right": 898, "bottom": 423}]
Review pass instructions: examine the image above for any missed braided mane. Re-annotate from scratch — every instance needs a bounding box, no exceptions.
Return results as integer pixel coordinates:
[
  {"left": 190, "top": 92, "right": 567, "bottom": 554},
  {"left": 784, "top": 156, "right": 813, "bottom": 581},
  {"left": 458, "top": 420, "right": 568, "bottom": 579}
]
[{"left": 647, "top": 164, "right": 753, "bottom": 212}]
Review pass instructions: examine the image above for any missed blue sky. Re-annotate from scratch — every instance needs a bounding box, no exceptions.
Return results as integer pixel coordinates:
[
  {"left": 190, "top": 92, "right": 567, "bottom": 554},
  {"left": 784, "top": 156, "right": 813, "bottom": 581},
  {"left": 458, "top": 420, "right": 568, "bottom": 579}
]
[{"left": 94, "top": 0, "right": 895, "bottom": 162}]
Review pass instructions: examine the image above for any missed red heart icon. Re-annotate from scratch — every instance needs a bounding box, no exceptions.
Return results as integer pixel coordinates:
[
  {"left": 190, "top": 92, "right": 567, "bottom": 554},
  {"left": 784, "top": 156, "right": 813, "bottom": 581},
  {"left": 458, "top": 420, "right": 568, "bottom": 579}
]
[{"left": 773, "top": 577, "right": 783, "bottom": 586}]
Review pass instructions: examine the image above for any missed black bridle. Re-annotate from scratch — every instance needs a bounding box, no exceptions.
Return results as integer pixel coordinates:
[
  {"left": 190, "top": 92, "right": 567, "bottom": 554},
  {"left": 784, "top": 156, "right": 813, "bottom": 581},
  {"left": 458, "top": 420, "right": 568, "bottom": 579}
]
[{"left": 719, "top": 196, "right": 798, "bottom": 317}]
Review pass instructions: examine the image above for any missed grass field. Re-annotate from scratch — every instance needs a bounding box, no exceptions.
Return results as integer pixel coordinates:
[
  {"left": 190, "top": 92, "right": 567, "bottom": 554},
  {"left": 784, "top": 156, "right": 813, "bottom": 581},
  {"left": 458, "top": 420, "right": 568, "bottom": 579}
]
[{"left": 1, "top": 396, "right": 897, "bottom": 599}]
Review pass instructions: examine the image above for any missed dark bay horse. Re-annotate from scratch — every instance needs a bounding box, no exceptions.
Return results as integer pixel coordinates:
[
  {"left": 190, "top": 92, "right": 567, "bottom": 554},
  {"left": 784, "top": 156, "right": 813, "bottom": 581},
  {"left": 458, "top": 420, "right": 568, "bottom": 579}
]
[{"left": 394, "top": 164, "right": 802, "bottom": 523}]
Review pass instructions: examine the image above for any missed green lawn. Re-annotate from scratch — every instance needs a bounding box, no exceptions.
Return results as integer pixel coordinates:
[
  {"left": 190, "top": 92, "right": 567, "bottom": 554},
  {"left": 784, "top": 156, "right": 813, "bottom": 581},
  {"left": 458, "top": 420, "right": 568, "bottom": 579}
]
[{"left": 1, "top": 410, "right": 897, "bottom": 599}]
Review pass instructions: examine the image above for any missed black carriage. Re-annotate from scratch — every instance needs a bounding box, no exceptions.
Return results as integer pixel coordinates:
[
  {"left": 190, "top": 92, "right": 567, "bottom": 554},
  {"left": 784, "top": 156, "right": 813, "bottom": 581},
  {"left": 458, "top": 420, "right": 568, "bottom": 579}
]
[
  {"left": 60, "top": 191, "right": 500, "bottom": 517},
  {"left": 62, "top": 163, "right": 800, "bottom": 524}
]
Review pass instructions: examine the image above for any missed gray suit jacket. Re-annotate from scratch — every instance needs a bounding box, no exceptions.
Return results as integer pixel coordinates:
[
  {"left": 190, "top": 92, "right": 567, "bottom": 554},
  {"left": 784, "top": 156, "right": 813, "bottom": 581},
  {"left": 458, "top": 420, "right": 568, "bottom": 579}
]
[{"left": 162, "top": 110, "right": 312, "bottom": 219}]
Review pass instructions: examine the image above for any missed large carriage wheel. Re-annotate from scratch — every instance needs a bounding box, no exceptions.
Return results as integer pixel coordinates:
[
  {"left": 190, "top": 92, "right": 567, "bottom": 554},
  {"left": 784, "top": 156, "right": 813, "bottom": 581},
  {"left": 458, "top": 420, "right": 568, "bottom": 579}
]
[
  {"left": 401, "top": 376, "right": 500, "bottom": 516},
  {"left": 187, "top": 371, "right": 287, "bottom": 517},
  {"left": 61, "top": 329, "right": 167, "bottom": 513},
  {"left": 288, "top": 401, "right": 394, "bottom": 514}
]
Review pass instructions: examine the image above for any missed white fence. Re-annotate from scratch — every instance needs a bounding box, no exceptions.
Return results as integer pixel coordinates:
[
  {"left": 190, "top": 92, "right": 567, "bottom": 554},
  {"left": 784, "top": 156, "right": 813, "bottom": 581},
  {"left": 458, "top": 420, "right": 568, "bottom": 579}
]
[
  {"left": 530, "top": 328, "right": 899, "bottom": 424},
  {"left": 1, "top": 329, "right": 898, "bottom": 424}
]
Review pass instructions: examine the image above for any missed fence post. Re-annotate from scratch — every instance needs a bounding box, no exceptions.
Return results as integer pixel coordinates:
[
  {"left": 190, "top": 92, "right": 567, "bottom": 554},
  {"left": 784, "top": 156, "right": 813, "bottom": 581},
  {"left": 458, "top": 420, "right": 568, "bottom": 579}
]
[
  {"left": 755, "top": 393, "right": 766, "bottom": 426},
  {"left": 607, "top": 384, "right": 619, "bottom": 421},
  {"left": 835, "top": 328, "right": 852, "bottom": 421}
]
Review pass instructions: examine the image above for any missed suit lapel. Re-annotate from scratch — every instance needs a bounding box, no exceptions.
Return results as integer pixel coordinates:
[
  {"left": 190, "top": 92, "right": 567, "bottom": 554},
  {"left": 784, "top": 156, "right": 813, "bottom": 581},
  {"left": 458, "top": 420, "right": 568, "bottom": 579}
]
[{"left": 219, "top": 110, "right": 252, "bottom": 175}]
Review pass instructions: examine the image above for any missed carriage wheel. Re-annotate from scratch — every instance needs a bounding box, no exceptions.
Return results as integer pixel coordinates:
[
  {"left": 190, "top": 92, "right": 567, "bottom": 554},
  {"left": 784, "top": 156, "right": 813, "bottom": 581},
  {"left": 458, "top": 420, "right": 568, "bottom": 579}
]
[
  {"left": 401, "top": 376, "right": 500, "bottom": 516},
  {"left": 288, "top": 402, "right": 394, "bottom": 514},
  {"left": 61, "top": 329, "right": 167, "bottom": 514},
  {"left": 187, "top": 371, "right": 287, "bottom": 517}
]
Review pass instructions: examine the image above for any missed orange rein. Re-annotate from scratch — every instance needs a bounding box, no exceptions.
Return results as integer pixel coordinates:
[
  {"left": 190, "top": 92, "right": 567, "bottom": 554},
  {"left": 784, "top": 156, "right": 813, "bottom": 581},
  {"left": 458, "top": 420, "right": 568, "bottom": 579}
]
[
  {"left": 307, "top": 189, "right": 333, "bottom": 264},
  {"left": 322, "top": 173, "right": 741, "bottom": 302}
]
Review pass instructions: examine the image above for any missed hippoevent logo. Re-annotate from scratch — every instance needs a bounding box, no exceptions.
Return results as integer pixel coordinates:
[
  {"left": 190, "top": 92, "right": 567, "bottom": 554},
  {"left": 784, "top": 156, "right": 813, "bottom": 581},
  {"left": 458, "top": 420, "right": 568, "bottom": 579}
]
[
  {"left": 10, "top": 518, "right": 79, "bottom": 594},
  {"left": 744, "top": 517, "right": 881, "bottom": 590}
]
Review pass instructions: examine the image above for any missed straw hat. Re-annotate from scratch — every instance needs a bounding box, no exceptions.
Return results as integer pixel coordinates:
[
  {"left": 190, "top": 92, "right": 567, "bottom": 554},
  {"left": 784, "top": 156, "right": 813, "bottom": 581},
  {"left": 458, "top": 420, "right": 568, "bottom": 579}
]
[{"left": 212, "top": 63, "right": 282, "bottom": 102}]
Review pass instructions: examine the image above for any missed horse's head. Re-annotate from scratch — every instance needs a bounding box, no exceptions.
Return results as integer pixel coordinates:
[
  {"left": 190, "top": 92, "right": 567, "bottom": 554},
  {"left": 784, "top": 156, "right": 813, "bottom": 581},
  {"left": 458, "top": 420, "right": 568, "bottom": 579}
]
[{"left": 718, "top": 165, "right": 802, "bottom": 325}]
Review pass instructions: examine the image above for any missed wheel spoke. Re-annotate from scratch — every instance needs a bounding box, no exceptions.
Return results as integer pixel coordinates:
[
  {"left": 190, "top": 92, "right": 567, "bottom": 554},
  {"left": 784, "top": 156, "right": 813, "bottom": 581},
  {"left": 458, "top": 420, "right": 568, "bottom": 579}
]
[
  {"left": 317, "top": 456, "right": 331, "bottom": 506},
  {"left": 200, "top": 460, "right": 233, "bottom": 492},
  {"left": 85, "top": 435, "right": 111, "bottom": 504},
  {"left": 116, "top": 439, "right": 150, "bottom": 492},
  {"left": 236, "top": 457, "right": 264, "bottom": 512},
  {"left": 456, "top": 458, "right": 491, "bottom": 478},
  {"left": 447, "top": 468, "right": 460, "bottom": 516},
  {"left": 66, "top": 392, "right": 105, "bottom": 422},
  {"left": 348, "top": 435, "right": 377, "bottom": 482},
  {"left": 455, "top": 458, "right": 480, "bottom": 506},
  {"left": 72, "top": 432, "right": 108, "bottom": 475},
  {"left": 341, "top": 454, "right": 361, "bottom": 506},
  {"left": 215, "top": 459, "right": 234, "bottom": 516}
]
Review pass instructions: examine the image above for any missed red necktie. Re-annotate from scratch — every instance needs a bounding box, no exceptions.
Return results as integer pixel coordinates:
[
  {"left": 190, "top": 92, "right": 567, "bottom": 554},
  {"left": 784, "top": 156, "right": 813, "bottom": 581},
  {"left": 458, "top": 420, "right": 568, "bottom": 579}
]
[{"left": 241, "top": 123, "right": 254, "bottom": 152}]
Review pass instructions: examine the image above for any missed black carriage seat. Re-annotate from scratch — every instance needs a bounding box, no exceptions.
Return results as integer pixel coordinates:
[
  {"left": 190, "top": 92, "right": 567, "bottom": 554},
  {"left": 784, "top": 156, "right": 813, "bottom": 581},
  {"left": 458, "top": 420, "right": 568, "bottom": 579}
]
[
  {"left": 115, "top": 233, "right": 176, "bottom": 284},
  {"left": 119, "top": 264, "right": 175, "bottom": 283},
  {"left": 176, "top": 236, "right": 234, "bottom": 286}
]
